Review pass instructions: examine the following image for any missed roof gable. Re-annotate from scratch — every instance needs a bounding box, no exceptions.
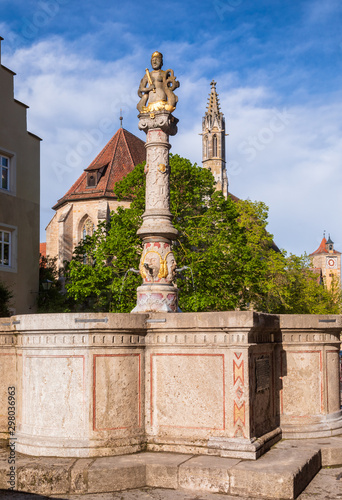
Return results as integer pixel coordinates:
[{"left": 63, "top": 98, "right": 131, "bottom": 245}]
[{"left": 53, "top": 128, "right": 145, "bottom": 210}]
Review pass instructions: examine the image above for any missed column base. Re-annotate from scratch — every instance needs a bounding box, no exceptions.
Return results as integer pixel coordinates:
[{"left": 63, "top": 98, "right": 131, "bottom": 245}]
[
  {"left": 145, "top": 428, "right": 282, "bottom": 460},
  {"left": 281, "top": 410, "right": 342, "bottom": 439},
  {"left": 132, "top": 284, "right": 178, "bottom": 313}
]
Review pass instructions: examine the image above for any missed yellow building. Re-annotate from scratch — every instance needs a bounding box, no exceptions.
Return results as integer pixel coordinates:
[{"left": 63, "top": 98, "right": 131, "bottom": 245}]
[
  {"left": 309, "top": 234, "right": 341, "bottom": 290},
  {"left": 0, "top": 37, "right": 41, "bottom": 314}
]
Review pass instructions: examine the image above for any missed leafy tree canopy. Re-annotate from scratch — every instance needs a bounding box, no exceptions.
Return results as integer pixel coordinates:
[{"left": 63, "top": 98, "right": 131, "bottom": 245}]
[
  {"left": 0, "top": 280, "right": 13, "bottom": 317},
  {"left": 64, "top": 154, "right": 341, "bottom": 314}
]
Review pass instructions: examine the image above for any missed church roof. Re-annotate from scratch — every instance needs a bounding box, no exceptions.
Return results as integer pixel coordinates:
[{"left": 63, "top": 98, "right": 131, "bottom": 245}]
[
  {"left": 309, "top": 236, "right": 341, "bottom": 256},
  {"left": 53, "top": 127, "right": 146, "bottom": 210}
]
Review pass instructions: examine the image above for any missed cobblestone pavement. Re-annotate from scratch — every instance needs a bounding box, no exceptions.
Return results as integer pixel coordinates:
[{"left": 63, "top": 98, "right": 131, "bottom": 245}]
[{"left": 0, "top": 465, "right": 341, "bottom": 500}]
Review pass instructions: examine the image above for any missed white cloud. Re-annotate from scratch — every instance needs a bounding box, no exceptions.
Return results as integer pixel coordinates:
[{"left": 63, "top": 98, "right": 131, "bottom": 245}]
[{"left": 2, "top": 32, "right": 342, "bottom": 259}]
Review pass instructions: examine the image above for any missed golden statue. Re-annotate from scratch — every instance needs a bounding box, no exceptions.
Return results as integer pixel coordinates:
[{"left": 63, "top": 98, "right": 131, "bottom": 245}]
[{"left": 137, "top": 51, "right": 180, "bottom": 114}]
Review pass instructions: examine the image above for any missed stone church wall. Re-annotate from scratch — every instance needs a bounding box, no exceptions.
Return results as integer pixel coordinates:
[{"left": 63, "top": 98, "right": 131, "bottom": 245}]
[{"left": 46, "top": 199, "right": 131, "bottom": 265}]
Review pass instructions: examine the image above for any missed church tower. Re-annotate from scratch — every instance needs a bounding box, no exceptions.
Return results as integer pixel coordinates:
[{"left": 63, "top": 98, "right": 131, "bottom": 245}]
[
  {"left": 309, "top": 233, "right": 341, "bottom": 290},
  {"left": 202, "top": 80, "right": 228, "bottom": 197}
]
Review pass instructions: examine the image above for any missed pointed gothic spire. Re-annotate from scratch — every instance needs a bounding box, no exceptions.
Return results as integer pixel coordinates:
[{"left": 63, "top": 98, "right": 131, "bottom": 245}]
[
  {"left": 202, "top": 80, "right": 228, "bottom": 198},
  {"left": 206, "top": 79, "right": 221, "bottom": 115}
]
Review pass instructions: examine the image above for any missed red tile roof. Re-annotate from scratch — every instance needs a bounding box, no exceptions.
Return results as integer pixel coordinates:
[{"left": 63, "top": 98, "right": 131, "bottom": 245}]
[
  {"left": 309, "top": 237, "right": 341, "bottom": 256},
  {"left": 228, "top": 192, "right": 240, "bottom": 202},
  {"left": 40, "top": 242, "right": 46, "bottom": 258},
  {"left": 53, "top": 128, "right": 146, "bottom": 210}
]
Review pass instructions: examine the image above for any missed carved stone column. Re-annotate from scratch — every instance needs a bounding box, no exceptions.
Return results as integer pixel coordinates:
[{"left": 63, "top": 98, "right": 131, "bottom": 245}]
[{"left": 132, "top": 112, "right": 179, "bottom": 313}]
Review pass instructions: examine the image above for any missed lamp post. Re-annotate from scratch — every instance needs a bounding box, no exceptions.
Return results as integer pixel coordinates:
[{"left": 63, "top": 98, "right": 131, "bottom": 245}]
[{"left": 41, "top": 279, "right": 53, "bottom": 292}]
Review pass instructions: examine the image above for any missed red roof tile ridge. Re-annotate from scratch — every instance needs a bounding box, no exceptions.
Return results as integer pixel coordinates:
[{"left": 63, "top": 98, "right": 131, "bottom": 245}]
[
  {"left": 85, "top": 130, "right": 119, "bottom": 171},
  {"left": 56, "top": 130, "right": 122, "bottom": 208},
  {"left": 122, "top": 128, "right": 135, "bottom": 168},
  {"left": 52, "top": 128, "right": 146, "bottom": 211},
  {"left": 309, "top": 237, "right": 327, "bottom": 256},
  {"left": 103, "top": 128, "right": 123, "bottom": 194}
]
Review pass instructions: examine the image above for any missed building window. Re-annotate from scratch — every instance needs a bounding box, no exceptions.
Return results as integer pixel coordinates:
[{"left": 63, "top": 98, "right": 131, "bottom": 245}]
[
  {"left": 87, "top": 172, "right": 96, "bottom": 187},
  {"left": 81, "top": 218, "right": 95, "bottom": 265},
  {"left": 82, "top": 218, "right": 95, "bottom": 239},
  {"left": 213, "top": 135, "right": 217, "bottom": 157},
  {"left": 0, "top": 230, "right": 11, "bottom": 266},
  {"left": 1, "top": 155, "right": 9, "bottom": 190}
]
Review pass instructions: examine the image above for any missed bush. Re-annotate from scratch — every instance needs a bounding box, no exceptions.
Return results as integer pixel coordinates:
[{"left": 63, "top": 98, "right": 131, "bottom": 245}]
[{"left": 0, "top": 280, "right": 13, "bottom": 317}]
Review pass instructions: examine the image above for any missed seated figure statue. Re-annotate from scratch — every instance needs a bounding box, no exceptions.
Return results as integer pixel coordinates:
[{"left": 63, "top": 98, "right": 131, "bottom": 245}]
[{"left": 137, "top": 51, "right": 180, "bottom": 114}]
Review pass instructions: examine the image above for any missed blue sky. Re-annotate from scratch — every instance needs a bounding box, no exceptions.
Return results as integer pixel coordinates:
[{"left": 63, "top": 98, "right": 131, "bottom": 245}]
[{"left": 1, "top": 0, "right": 342, "bottom": 256}]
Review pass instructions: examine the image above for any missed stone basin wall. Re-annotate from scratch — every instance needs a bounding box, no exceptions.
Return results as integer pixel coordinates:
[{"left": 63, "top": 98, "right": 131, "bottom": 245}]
[{"left": 0, "top": 311, "right": 341, "bottom": 459}]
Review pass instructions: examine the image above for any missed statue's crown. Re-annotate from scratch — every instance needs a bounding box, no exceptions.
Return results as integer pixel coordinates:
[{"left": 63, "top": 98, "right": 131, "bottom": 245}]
[{"left": 151, "top": 51, "right": 163, "bottom": 59}]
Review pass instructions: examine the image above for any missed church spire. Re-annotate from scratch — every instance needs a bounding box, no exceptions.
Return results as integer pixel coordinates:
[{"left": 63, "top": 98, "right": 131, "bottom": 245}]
[
  {"left": 206, "top": 80, "right": 221, "bottom": 115},
  {"left": 202, "top": 81, "right": 228, "bottom": 198}
]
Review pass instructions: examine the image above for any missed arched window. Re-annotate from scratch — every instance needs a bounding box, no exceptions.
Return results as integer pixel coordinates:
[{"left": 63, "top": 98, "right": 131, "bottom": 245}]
[
  {"left": 82, "top": 218, "right": 95, "bottom": 240},
  {"left": 213, "top": 135, "right": 217, "bottom": 157},
  {"left": 80, "top": 217, "right": 95, "bottom": 265}
]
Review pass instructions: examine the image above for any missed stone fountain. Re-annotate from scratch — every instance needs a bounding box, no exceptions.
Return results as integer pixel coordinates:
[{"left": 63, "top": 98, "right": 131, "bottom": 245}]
[{"left": 0, "top": 52, "right": 342, "bottom": 499}]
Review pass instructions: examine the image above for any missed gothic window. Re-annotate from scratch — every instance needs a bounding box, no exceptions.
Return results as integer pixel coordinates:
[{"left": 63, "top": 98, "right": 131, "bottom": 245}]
[
  {"left": 80, "top": 218, "right": 95, "bottom": 265},
  {"left": 213, "top": 135, "right": 217, "bottom": 157},
  {"left": 82, "top": 218, "right": 95, "bottom": 239},
  {"left": 1, "top": 155, "right": 9, "bottom": 190}
]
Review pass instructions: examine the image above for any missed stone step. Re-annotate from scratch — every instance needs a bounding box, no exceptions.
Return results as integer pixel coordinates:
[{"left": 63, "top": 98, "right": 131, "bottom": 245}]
[
  {"left": 275, "top": 435, "right": 342, "bottom": 466},
  {"left": 0, "top": 437, "right": 340, "bottom": 499}
]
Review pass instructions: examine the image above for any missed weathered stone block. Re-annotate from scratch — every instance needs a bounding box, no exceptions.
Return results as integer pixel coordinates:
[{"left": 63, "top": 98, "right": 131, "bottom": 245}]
[
  {"left": 229, "top": 447, "right": 321, "bottom": 499},
  {"left": 144, "top": 452, "right": 192, "bottom": 489},
  {"left": 17, "top": 458, "right": 76, "bottom": 495},
  {"left": 179, "top": 455, "right": 239, "bottom": 493},
  {"left": 87, "top": 455, "right": 146, "bottom": 493},
  {"left": 70, "top": 458, "right": 95, "bottom": 493}
]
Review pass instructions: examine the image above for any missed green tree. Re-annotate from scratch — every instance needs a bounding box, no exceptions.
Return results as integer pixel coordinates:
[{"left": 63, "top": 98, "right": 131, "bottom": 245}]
[
  {"left": 65, "top": 206, "right": 142, "bottom": 312},
  {"left": 254, "top": 252, "right": 341, "bottom": 314},
  {"left": 37, "top": 255, "right": 75, "bottom": 312},
  {"left": 0, "top": 280, "right": 13, "bottom": 317},
  {"left": 65, "top": 154, "right": 341, "bottom": 314}
]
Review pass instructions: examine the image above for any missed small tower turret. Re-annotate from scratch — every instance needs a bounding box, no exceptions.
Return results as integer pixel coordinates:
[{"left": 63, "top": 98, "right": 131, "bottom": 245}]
[{"left": 202, "top": 80, "right": 228, "bottom": 197}]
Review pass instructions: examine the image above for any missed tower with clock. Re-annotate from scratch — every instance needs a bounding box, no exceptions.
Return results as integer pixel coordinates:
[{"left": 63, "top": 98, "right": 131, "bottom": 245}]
[{"left": 309, "top": 233, "right": 341, "bottom": 290}]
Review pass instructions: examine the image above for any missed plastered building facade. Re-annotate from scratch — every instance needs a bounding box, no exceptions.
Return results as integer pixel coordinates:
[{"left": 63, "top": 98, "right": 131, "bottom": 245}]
[{"left": 0, "top": 37, "right": 41, "bottom": 314}]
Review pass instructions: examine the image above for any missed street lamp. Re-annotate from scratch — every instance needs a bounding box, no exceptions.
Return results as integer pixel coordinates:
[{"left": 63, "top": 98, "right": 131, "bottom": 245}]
[{"left": 41, "top": 279, "right": 53, "bottom": 291}]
